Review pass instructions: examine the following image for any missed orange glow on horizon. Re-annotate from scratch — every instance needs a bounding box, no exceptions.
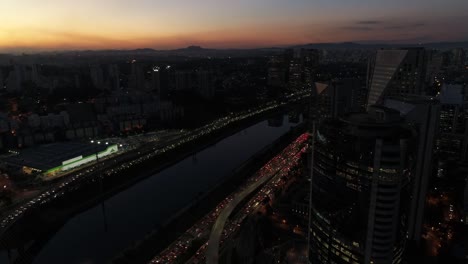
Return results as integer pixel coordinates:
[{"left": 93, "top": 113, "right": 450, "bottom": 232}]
[{"left": 0, "top": 0, "right": 466, "bottom": 51}]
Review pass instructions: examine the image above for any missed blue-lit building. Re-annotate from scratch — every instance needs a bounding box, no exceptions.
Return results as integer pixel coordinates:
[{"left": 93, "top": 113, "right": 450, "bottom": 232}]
[{"left": 5, "top": 142, "right": 118, "bottom": 177}]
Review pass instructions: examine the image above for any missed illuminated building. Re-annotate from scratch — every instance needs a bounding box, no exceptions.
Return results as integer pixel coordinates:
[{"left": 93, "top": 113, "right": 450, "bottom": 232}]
[
  {"left": 309, "top": 106, "right": 413, "bottom": 264},
  {"left": 289, "top": 58, "right": 303, "bottom": 90},
  {"left": 301, "top": 49, "right": 320, "bottom": 87},
  {"left": 367, "top": 48, "right": 429, "bottom": 108},
  {"left": 287, "top": 48, "right": 320, "bottom": 90},
  {"left": 5, "top": 142, "right": 119, "bottom": 177},
  {"left": 151, "top": 65, "right": 171, "bottom": 100},
  {"left": 267, "top": 56, "right": 287, "bottom": 89},
  {"left": 436, "top": 84, "right": 468, "bottom": 162}
]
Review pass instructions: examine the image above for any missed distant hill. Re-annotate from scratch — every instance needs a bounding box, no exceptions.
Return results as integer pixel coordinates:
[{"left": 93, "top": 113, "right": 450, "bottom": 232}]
[{"left": 2, "top": 41, "right": 467, "bottom": 58}]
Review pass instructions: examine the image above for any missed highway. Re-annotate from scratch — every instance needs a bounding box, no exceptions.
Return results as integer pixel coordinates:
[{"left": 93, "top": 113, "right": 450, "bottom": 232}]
[
  {"left": 148, "top": 133, "right": 309, "bottom": 264},
  {"left": 0, "top": 89, "right": 311, "bottom": 240},
  {"left": 205, "top": 133, "right": 309, "bottom": 264},
  {"left": 206, "top": 169, "right": 272, "bottom": 264}
]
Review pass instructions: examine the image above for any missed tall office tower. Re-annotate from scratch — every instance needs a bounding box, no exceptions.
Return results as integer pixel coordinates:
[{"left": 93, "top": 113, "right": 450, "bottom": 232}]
[
  {"left": 311, "top": 82, "right": 334, "bottom": 119},
  {"left": 451, "top": 48, "right": 466, "bottom": 68},
  {"left": 283, "top": 48, "right": 295, "bottom": 63},
  {"left": 151, "top": 66, "right": 161, "bottom": 95},
  {"left": 312, "top": 78, "right": 364, "bottom": 119},
  {"left": 159, "top": 66, "right": 172, "bottom": 100},
  {"left": 267, "top": 56, "right": 287, "bottom": 90},
  {"left": 301, "top": 49, "right": 320, "bottom": 87},
  {"left": 197, "top": 70, "right": 215, "bottom": 99},
  {"left": 436, "top": 84, "right": 468, "bottom": 162},
  {"left": 175, "top": 71, "right": 192, "bottom": 91},
  {"left": 288, "top": 58, "right": 303, "bottom": 90},
  {"left": 130, "top": 62, "right": 145, "bottom": 91},
  {"left": 465, "top": 177, "right": 468, "bottom": 225},
  {"left": 366, "top": 48, "right": 429, "bottom": 108},
  {"left": 31, "top": 64, "right": 41, "bottom": 84},
  {"left": 90, "top": 65, "right": 105, "bottom": 90},
  {"left": 0, "top": 69, "right": 4, "bottom": 90},
  {"left": 301, "top": 48, "right": 320, "bottom": 68},
  {"left": 384, "top": 96, "right": 440, "bottom": 242},
  {"left": 6, "top": 65, "right": 25, "bottom": 93},
  {"left": 309, "top": 106, "right": 413, "bottom": 264},
  {"left": 333, "top": 78, "right": 366, "bottom": 113},
  {"left": 107, "top": 64, "right": 120, "bottom": 91},
  {"left": 425, "top": 50, "right": 444, "bottom": 86}
]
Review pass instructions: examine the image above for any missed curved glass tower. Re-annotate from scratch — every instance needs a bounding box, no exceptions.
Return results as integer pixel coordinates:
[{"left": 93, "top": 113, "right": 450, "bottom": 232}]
[{"left": 309, "top": 106, "right": 413, "bottom": 264}]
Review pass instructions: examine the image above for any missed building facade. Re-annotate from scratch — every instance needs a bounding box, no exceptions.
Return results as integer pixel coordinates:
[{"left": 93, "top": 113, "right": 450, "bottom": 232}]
[
  {"left": 367, "top": 48, "right": 429, "bottom": 108},
  {"left": 309, "top": 107, "right": 413, "bottom": 264},
  {"left": 384, "top": 96, "right": 440, "bottom": 242},
  {"left": 436, "top": 84, "right": 468, "bottom": 162}
]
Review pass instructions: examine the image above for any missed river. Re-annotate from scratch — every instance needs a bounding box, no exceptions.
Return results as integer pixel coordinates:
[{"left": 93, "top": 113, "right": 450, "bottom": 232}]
[{"left": 0, "top": 113, "right": 302, "bottom": 264}]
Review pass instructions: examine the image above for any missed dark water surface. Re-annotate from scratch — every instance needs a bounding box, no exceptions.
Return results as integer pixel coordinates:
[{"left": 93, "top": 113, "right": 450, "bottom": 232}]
[{"left": 0, "top": 114, "right": 301, "bottom": 264}]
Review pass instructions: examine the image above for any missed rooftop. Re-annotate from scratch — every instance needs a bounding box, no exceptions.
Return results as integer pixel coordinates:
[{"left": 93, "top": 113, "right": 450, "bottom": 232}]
[{"left": 4, "top": 142, "right": 110, "bottom": 171}]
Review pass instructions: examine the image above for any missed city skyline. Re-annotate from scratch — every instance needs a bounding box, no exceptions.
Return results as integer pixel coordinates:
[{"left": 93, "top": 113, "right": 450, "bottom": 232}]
[{"left": 1, "top": 0, "right": 467, "bottom": 52}]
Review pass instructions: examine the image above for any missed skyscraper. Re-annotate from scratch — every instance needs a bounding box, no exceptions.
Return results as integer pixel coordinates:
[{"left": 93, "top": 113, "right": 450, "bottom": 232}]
[
  {"left": 301, "top": 48, "right": 320, "bottom": 87},
  {"left": 6, "top": 64, "right": 25, "bottom": 93},
  {"left": 384, "top": 96, "right": 440, "bottom": 242},
  {"left": 309, "top": 106, "right": 413, "bottom": 264},
  {"left": 90, "top": 64, "right": 105, "bottom": 90},
  {"left": 312, "top": 78, "right": 364, "bottom": 119},
  {"left": 197, "top": 70, "right": 215, "bottom": 99},
  {"left": 451, "top": 48, "right": 466, "bottom": 68},
  {"left": 367, "top": 48, "right": 429, "bottom": 108},
  {"left": 311, "top": 82, "right": 334, "bottom": 119},
  {"left": 31, "top": 64, "right": 41, "bottom": 84},
  {"left": 267, "top": 56, "right": 287, "bottom": 89},
  {"left": 151, "top": 66, "right": 161, "bottom": 95},
  {"left": 175, "top": 70, "right": 192, "bottom": 91},
  {"left": 288, "top": 58, "right": 303, "bottom": 90},
  {"left": 159, "top": 66, "right": 172, "bottom": 100},
  {"left": 107, "top": 64, "right": 120, "bottom": 91},
  {"left": 0, "top": 70, "right": 4, "bottom": 90},
  {"left": 436, "top": 84, "right": 468, "bottom": 162},
  {"left": 130, "top": 62, "right": 145, "bottom": 91}
]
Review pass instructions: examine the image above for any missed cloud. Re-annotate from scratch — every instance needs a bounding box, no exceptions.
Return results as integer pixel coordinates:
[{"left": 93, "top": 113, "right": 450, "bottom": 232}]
[
  {"left": 340, "top": 21, "right": 426, "bottom": 32},
  {"left": 356, "top": 20, "right": 382, "bottom": 25},
  {"left": 384, "top": 23, "right": 426, "bottom": 30},
  {"left": 341, "top": 26, "right": 374, "bottom": 31},
  {"left": 353, "top": 35, "right": 433, "bottom": 44}
]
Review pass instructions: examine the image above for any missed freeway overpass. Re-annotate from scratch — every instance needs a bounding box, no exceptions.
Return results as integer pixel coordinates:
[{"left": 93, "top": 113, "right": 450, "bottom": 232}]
[{"left": 205, "top": 169, "right": 276, "bottom": 264}]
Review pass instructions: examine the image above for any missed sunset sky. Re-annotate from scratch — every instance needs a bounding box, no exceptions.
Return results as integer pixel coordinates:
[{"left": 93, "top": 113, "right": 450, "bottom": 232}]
[{"left": 0, "top": 0, "right": 467, "bottom": 52}]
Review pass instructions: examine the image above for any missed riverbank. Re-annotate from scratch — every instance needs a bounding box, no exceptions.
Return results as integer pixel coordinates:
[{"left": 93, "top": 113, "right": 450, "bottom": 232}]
[
  {"left": 113, "top": 123, "right": 308, "bottom": 264},
  {"left": 0, "top": 100, "right": 309, "bottom": 263}
]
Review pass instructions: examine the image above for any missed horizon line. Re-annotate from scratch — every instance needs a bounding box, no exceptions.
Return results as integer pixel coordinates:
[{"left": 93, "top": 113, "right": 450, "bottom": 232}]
[{"left": 1, "top": 39, "right": 468, "bottom": 55}]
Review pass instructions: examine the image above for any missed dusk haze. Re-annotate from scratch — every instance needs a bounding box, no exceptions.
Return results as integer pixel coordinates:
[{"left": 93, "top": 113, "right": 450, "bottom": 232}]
[
  {"left": 0, "top": 1, "right": 467, "bottom": 264},
  {"left": 1, "top": 0, "right": 467, "bottom": 52}
]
